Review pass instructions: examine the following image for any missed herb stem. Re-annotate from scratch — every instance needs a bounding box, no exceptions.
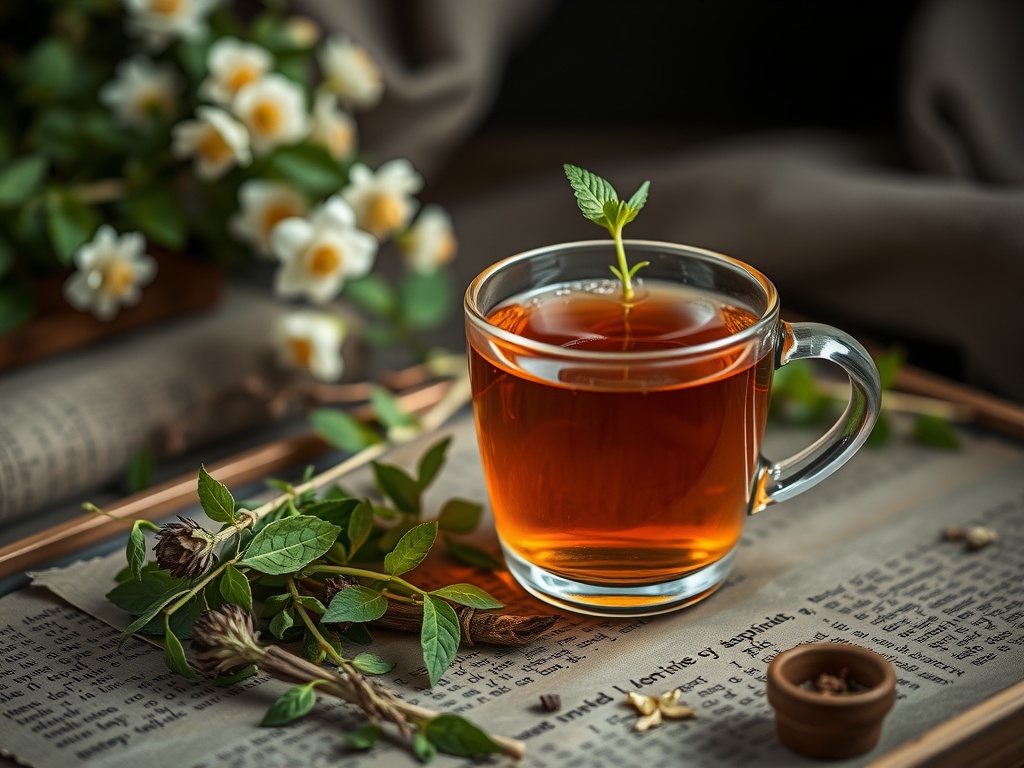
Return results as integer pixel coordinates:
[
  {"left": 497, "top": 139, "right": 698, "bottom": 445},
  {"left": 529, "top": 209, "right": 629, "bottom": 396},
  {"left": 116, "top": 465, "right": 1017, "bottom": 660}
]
[
  {"left": 612, "top": 225, "right": 634, "bottom": 301},
  {"left": 304, "top": 564, "right": 424, "bottom": 597},
  {"left": 166, "top": 558, "right": 235, "bottom": 617},
  {"left": 286, "top": 577, "right": 348, "bottom": 667}
]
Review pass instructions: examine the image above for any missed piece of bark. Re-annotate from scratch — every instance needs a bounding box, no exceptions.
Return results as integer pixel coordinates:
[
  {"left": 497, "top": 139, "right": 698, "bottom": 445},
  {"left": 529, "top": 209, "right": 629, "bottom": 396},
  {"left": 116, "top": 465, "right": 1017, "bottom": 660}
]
[{"left": 371, "top": 601, "right": 559, "bottom": 647}]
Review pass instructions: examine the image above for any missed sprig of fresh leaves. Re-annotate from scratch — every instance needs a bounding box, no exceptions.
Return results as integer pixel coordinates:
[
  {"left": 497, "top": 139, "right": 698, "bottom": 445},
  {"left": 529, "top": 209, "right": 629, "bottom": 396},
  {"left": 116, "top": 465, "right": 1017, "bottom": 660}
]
[
  {"left": 769, "top": 347, "right": 962, "bottom": 449},
  {"left": 107, "top": 437, "right": 503, "bottom": 690},
  {"left": 564, "top": 163, "right": 650, "bottom": 300}
]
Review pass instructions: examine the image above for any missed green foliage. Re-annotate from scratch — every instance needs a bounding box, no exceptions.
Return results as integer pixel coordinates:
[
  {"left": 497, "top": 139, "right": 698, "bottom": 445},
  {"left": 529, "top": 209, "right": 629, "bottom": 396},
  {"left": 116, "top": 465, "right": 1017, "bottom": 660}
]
[
  {"left": 260, "top": 682, "right": 320, "bottom": 726},
  {"left": 769, "top": 349, "right": 962, "bottom": 450},
  {"left": 109, "top": 437, "right": 503, "bottom": 688},
  {"left": 563, "top": 163, "right": 650, "bottom": 299}
]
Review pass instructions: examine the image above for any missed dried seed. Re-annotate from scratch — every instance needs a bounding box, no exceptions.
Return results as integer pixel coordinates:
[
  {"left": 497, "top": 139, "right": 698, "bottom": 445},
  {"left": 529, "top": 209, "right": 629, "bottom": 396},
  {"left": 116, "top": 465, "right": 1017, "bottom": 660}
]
[
  {"left": 965, "top": 526, "right": 997, "bottom": 551},
  {"left": 539, "top": 694, "right": 561, "bottom": 712}
]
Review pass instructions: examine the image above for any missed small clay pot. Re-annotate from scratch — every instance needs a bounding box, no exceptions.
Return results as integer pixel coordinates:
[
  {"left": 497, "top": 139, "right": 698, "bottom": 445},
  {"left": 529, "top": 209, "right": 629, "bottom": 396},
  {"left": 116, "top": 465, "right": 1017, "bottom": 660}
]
[{"left": 766, "top": 642, "right": 897, "bottom": 760}]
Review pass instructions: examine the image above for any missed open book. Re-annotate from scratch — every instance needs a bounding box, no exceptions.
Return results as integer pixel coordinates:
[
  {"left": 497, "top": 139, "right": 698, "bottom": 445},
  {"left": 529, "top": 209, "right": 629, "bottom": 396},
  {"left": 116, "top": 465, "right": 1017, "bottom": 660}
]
[{"left": 2, "top": 411, "right": 1023, "bottom": 767}]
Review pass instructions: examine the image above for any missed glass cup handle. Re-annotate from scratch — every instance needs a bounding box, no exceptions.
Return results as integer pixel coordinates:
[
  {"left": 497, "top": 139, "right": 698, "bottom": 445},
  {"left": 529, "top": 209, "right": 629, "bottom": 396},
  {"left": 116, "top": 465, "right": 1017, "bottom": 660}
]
[{"left": 751, "top": 321, "right": 882, "bottom": 513}]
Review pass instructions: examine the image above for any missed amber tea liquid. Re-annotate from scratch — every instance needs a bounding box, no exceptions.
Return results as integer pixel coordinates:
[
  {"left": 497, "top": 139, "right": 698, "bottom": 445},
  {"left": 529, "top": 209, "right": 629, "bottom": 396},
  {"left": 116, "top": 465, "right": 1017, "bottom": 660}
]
[{"left": 469, "top": 280, "right": 773, "bottom": 597}]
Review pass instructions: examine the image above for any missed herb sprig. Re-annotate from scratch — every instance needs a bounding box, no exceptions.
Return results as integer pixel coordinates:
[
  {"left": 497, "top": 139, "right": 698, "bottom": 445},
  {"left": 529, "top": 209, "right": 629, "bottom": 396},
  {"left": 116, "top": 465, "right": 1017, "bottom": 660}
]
[
  {"left": 94, "top": 376, "right": 528, "bottom": 762},
  {"left": 564, "top": 163, "right": 650, "bottom": 300}
]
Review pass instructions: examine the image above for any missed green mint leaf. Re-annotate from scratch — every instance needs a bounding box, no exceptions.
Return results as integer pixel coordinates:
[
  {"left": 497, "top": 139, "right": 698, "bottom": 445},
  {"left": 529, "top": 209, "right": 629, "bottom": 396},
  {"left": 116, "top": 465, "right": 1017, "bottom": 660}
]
[
  {"left": 310, "top": 408, "right": 382, "bottom": 453},
  {"left": 377, "top": 518, "right": 416, "bottom": 554},
  {"left": 912, "top": 414, "right": 961, "bottom": 450},
  {"left": 0, "top": 154, "right": 48, "bottom": 207},
  {"left": 437, "top": 499, "right": 482, "bottom": 534},
  {"left": 218, "top": 564, "right": 253, "bottom": 612},
  {"left": 384, "top": 522, "right": 437, "bottom": 576},
  {"left": 443, "top": 536, "right": 504, "bottom": 571},
  {"left": 372, "top": 462, "right": 421, "bottom": 516},
  {"left": 118, "top": 588, "right": 190, "bottom": 648},
  {"left": 212, "top": 663, "right": 258, "bottom": 687},
  {"left": 269, "top": 606, "right": 296, "bottom": 640},
  {"left": 625, "top": 180, "right": 650, "bottom": 216},
  {"left": 351, "top": 652, "right": 396, "bottom": 675},
  {"left": 866, "top": 411, "right": 892, "bottom": 448},
  {"left": 429, "top": 584, "right": 503, "bottom": 610},
  {"left": 126, "top": 520, "right": 149, "bottom": 581},
  {"left": 107, "top": 568, "right": 188, "bottom": 615},
  {"left": 300, "top": 498, "right": 362, "bottom": 527},
  {"left": 423, "top": 713, "right": 502, "bottom": 757},
  {"left": 345, "top": 723, "right": 380, "bottom": 751},
  {"left": 417, "top": 437, "right": 451, "bottom": 490},
  {"left": 260, "top": 592, "right": 293, "bottom": 619},
  {"left": 608, "top": 264, "right": 624, "bottom": 282},
  {"left": 399, "top": 269, "right": 454, "bottom": 330},
  {"left": 322, "top": 585, "right": 388, "bottom": 624},
  {"left": 237, "top": 516, "right": 341, "bottom": 575},
  {"left": 46, "top": 193, "right": 98, "bottom": 265},
  {"left": 343, "top": 274, "right": 398, "bottom": 318},
  {"left": 370, "top": 385, "right": 419, "bottom": 431},
  {"left": 414, "top": 728, "right": 438, "bottom": 763},
  {"left": 421, "top": 594, "right": 460, "bottom": 686},
  {"left": 563, "top": 163, "right": 617, "bottom": 227},
  {"left": 260, "top": 682, "right": 319, "bottom": 727},
  {"left": 346, "top": 501, "right": 374, "bottom": 559},
  {"left": 198, "top": 465, "right": 236, "bottom": 524},
  {"left": 874, "top": 346, "right": 905, "bottom": 391},
  {"left": 295, "top": 595, "right": 327, "bottom": 615},
  {"left": 341, "top": 622, "right": 375, "bottom": 646},
  {"left": 163, "top": 617, "right": 196, "bottom": 678},
  {"left": 603, "top": 199, "right": 624, "bottom": 228}
]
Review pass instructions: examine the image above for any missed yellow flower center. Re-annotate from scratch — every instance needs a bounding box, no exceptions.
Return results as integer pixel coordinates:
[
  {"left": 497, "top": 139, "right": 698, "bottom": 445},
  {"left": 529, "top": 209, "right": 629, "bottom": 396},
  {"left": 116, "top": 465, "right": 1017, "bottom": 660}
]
[
  {"left": 101, "top": 261, "right": 136, "bottom": 299},
  {"left": 261, "top": 202, "right": 301, "bottom": 238},
  {"left": 227, "top": 65, "right": 259, "bottom": 95},
  {"left": 151, "top": 0, "right": 182, "bottom": 15},
  {"left": 307, "top": 244, "right": 341, "bottom": 277},
  {"left": 198, "top": 127, "right": 232, "bottom": 165},
  {"left": 435, "top": 232, "right": 457, "bottom": 265},
  {"left": 327, "top": 124, "right": 354, "bottom": 158},
  {"left": 366, "top": 194, "right": 403, "bottom": 238},
  {"left": 354, "top": 49, "right": 380, "bottom": 84},
  {"left": 251, "top": 101, "right": 282, "bottom": 136},
  {"left": 287, "top": 337, "right": 313, "bottom": 369}
]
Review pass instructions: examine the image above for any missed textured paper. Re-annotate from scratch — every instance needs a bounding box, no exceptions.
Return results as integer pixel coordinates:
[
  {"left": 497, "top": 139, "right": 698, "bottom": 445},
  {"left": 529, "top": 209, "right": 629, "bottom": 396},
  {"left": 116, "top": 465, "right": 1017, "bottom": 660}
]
[{"left": 2, "top": 416, "right": 1024, "bottom": 767}]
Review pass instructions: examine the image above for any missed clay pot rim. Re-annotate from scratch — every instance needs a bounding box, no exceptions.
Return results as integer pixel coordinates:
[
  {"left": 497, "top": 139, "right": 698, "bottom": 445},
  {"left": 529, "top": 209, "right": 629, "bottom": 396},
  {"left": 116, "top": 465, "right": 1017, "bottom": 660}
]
[{"left": 768, "top": 642, "right": 897, "bottom": 710}]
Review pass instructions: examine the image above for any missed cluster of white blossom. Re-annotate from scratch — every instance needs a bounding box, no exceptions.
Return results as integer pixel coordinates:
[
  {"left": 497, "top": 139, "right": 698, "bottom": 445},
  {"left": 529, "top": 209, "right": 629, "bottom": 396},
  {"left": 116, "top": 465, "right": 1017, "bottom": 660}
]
[{"left": 62, "top": 0, "right": 457, "bottom": 384}]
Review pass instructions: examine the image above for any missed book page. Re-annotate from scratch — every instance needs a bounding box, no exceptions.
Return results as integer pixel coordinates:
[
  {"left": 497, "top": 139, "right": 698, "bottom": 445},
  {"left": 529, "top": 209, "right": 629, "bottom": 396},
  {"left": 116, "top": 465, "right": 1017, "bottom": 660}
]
[
  {"left": 3, "top": 415, "right": 1024, "bottom": 767},
  {"left": 0, "top": 286, "right": 287, "bottom": 529}
]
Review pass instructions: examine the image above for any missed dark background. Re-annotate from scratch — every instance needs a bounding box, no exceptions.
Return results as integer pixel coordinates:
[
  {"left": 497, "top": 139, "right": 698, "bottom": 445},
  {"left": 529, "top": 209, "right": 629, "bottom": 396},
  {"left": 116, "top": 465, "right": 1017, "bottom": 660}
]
[{"left": 482, "top": 1, "right": 924, "bottom": 138}]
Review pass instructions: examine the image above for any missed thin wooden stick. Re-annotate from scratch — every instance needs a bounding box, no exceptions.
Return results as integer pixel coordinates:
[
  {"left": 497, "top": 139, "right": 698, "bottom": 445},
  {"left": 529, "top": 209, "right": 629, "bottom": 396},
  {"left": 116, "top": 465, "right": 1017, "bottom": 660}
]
[{"left": 867, "top": 678, "right": 1024, "bottom": 768}]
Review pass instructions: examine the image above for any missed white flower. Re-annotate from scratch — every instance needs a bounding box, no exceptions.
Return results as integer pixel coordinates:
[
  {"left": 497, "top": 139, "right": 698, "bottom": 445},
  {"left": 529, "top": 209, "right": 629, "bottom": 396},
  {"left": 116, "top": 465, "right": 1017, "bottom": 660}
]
[
  {"left": 199, "top": 37, "right": 273, "bottom": 105},
  {"left": 340, "top": 159, "right": 423, "bottom": 241},
  {"left": 319, "top": 36, "right": 383, "bottom": 109},
  {"left": 399, "top": 205, "right": 457, "bottom": 273},
  {"left": 99, "top": 55, "right": 181, "bottom": 128},
  {"left": 124, "top": 0, "right": 218, "bottom": 51},
  {"left": 309, "top": 91, "right": 357, "bottom": 161},
  {"left": 62, "top": 226, "right": 157, "bottom": 321},
  {"left": 229, "top": 180, "right": 309, "bottom": 257},
  {"left": 270, "top": 196, "right": 377, "bottom": 303},
  {"left": 172, "top": 106, "right": 251, "bottom": 180},
  {"left": 232, "top": 73, "right": 310, "bottom": 155},
  {"left": 273, "top": 310, "right": 346, "bottom": 382}
]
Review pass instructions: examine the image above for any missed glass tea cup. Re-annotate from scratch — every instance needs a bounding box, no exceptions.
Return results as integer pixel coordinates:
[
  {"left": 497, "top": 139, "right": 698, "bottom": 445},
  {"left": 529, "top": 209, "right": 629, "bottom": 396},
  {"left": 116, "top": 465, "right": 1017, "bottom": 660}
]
[{"left": 464, "top": 240, "right": 881, "bottom": 617}]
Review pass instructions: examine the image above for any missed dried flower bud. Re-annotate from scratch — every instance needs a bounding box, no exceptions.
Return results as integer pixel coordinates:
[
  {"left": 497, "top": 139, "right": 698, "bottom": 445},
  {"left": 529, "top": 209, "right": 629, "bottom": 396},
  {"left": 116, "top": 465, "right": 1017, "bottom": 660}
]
[
  {"left": 321, "top": 575, "right": 359, "bottom": 633},
  {"left": 539, "top": 694, "right": 561, "bottom": 712},
  {"left": 154, "top": 517, "right": 218, "bottom": 579},
  {"left": 190, "top": 605, "right": 264, "bottom": 676},
  {"left": 965, "top": 526, "right": 997, "bottom": 551}
]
